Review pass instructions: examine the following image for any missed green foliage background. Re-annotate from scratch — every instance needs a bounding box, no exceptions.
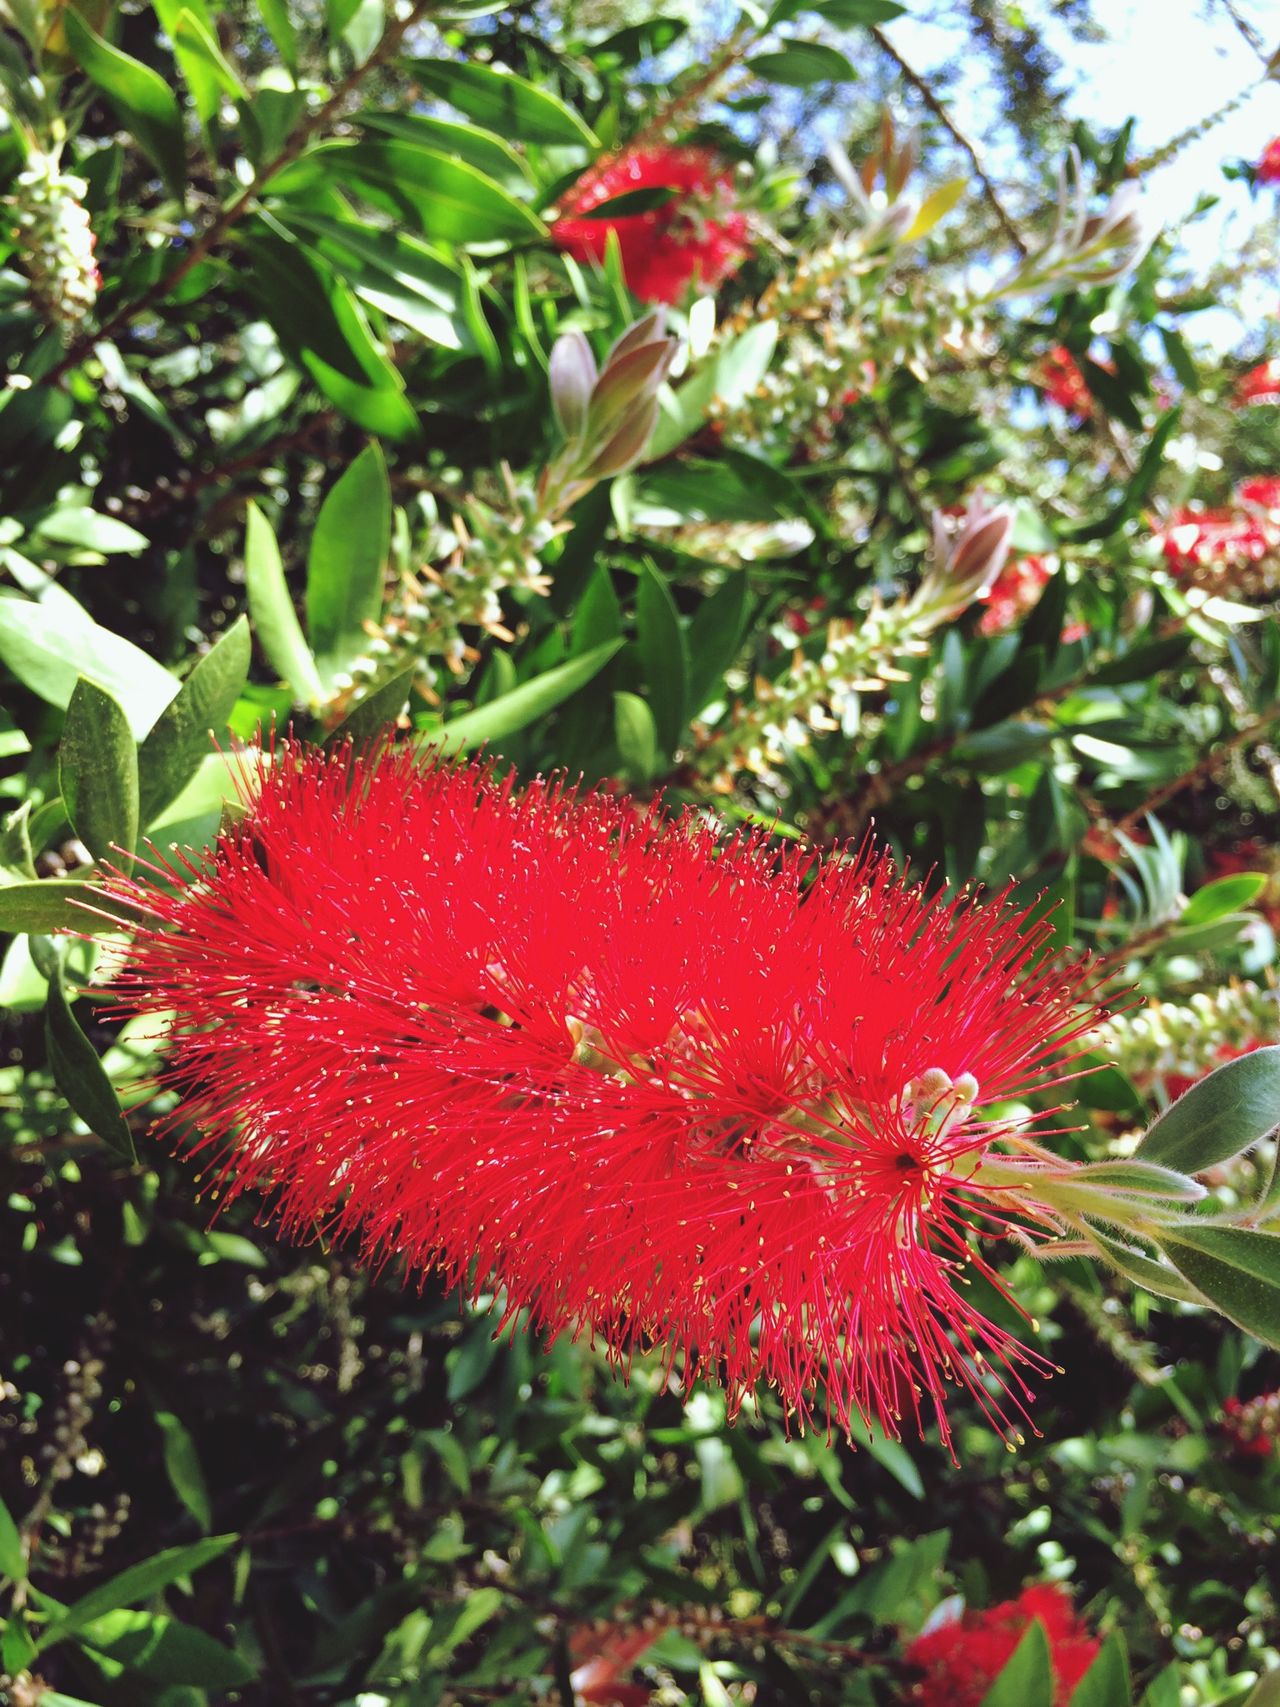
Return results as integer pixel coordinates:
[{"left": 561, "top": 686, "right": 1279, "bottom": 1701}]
[{"left": 1, "top": 0, "right": 1280, "bottom": 1702}]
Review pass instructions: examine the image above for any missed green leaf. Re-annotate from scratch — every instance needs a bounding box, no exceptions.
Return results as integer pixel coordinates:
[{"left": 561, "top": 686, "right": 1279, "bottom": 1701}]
[
  {"left": 1, "top": 800, "right": 37, "bottom": 883},
  {"left": 359, "top": 111, "right": 532, "bottom": 187},
  {"left": 0, "top": 591, "right": 179, "bottom": 740},
  {"left": 64, "top": 11, "right": 186, "bottom": 200},
  {"left": 432, "top": 641, "right": 624, "bottom": 752},
  {"left": 748, "top": 42, "right": 858, "bottom": 85},
  {"left": 2, "top": 1618, "right": 37, "bottom": 1675},
  {"left": 649, "top": 322, "right": 778, "bottom": 459},
  {"left": 31, "top": 508, "right": 149, "bottom": 556},
  {"left": 38, "top": 1536, "right": 238, "bottom": 1649},
  {"left": 244, "top": 502, "right": 325, "bottom": 707},
  {"left": 271, "top": 208, "right": 470, "bottom": 350},
  {"left": 1068, "top": 1631, "right": 1131, "bottom": 1707},
  {"left": 1089, "top": 1228, "right": 1205, "bottom": 1306},
  {"left": 977, "top": 1617, "right": 1054, "bottom": 1707},
  {"left": 0, "top": 1491, "right": 26, "bottom": 1582},
  {"left": 306, "top": 445, "right": 390, "bottom": 683},
  {"left": 78, "top": 1608, "right": 253, "bottom": 1686},
  {"left": 770, "top": 0, "right": 902, "bottom": 19},
  {"left": 151, "top": 1, "right": 246, "bottom": 131},
  {"left": 155, "top": 1412, "right": 212, "bottom": 1534},
  {"left": 241, "top": 227, "right": 420, "bottom": 442},
  {"left": 636, "top": 560, "right": 689, "bottom": 756},
  {"left": 137, "top": 618, "right": 251, "bottom": 828},
  {"left": 45, "top": 973, "right": 137, "bottom": 1163},
  {"left": 58, "top": 678, "right": 140, "bottom": 869},
  {"left": 408, "top": 58, "right": 598, "bottom": 148},
  {"left": 0, "top": 878, "right": 139, "bottom": 936},
  {"left": 1135, "top": 1045, "right": 1280, "bottom": 1174},
  {"left": 614, "top": 691, "right": 658, "bottom": 781},
  {"left": 1156, "top": 1224, "right": 1280, "bottom": 1347},
  {"left": 1243, "top": 1670, "right": 1280, "bottom": 1707},
  {"left": 255, "top": 0, "right": 298, "bottom": 71},
  {"left": 1180, "top": 872, "right": 1268, "bottom": 928},
  {"left": 272, "top": 141, "right": 547, "bottom": 246},
  {"left": 692, "top": 573, "right": 750, "bottom": 713},
  {"left": 1064, "top": 409, "right": 1181, "bottom": 543},
  {"left": 323, "top": 666, "right": 417, "bottom": 752}
]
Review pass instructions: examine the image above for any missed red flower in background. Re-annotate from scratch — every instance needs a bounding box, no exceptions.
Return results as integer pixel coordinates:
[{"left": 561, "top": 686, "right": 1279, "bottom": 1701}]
[
  {"left": 1156, "top": 507, "right": 1274, "bottom": 574},
  {"left": 978, "top": 556, "right": 1087, "bottom": 643},
  {"left": 1236, "top": 360, "right": 1280, "bottom": 406},
  {"left": 1164, "top": 1038, "right": 1267, "bottom": 1103},
  {"left": 102, "top": 743, "right": 1109, "bottom": 1453},
  {"left": 979, "top": 555, "right": 1051, "bottom": 635},
  {"left": 1223, "top": 1393, "right": 1280, "bottom": 1460},
  {"left": 552, "top": 147, "right": 749, "bottom": 305},
  {"left": 1237, "top": 475, "right": 1280, "bottom": 514},
  {"left": 1258, "top": 138, "right": 1280, "bottom": 185},
  {"left": 1036, "top": 345, "right": 1094, "bottom": 418},
  {"left": 905, "top": 1585, "right": 1101, "bottom": 1707}
]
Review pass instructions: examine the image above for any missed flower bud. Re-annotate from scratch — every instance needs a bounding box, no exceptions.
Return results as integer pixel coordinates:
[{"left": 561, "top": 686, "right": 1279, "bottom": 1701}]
[{"left": 548, "top": 328, "right": 598, "bottom": 442}]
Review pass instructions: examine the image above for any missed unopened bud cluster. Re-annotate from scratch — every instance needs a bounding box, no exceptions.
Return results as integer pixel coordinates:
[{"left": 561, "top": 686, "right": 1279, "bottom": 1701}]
[
  {"left": 1091, "top": 981, "right": 1278, "bottom": 1096},
  {"left": 697, "top": 493, "right": 1012, "bottom": 789},
  {"left": 710, "top": 129, "right": 1148, "bottom": 460},
  {"left": 6, "top": 149, "right": 99, "bottom": 332},
  {"left": 331, "top": 482, "right": 558, "bottom": 707},
  {"left": 330, "top": 316, "right": 676, "bottom": 712}
]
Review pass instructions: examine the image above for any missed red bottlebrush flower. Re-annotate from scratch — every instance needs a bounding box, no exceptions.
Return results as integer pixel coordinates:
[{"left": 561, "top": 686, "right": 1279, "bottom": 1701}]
[
  {"left": 1036, "top": 345, "right": 1094, "bottom": 419},
  {"left": 101, "top": 743, "right": 1109, "bottom": 1452},
  {"left": 551, "top": 146, "right": 749, "bottom": 305},
  {"left": 1222, "top": 1393, "right": 1279, "bottom": 1460},
  {"left": 1237, "top": 474, "right": 1280, "bottom": 515},
  {"left": 905, "top": 1584, "right": 1102, "bottom": 1707},
  {"left": 1258, "top": 138, "right": 1280, "bottom": 185},
  {"left": 1156, "top": 507, "right": 1274, "bottom": 574},
  {"left": 978, "top": 555, "right": 1052, "bottom": 636},
  {"left": 1235, "top": 360, "right": 1280, "bottom": 406}
]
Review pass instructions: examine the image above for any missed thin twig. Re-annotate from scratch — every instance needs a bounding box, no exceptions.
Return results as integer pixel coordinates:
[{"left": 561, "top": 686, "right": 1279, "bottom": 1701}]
[
  {"left": 1111, "top": 700, "right": 1280, "bottom": 836},
  {"left": 870, "top": 25, "right": 1027, "bottom": 257},
  {"left": 1217, "top": 0, "right": 1270, "bottom": 64},
  {"left": 44, "top": 0, "right": 437, "bottom": 385}
]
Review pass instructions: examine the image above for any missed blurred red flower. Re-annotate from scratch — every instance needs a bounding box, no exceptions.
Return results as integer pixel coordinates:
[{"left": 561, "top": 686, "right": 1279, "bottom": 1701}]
[
  {"left": 905, "top": 1584, "right": 1101, "bottom": 1707},
  {"left": 552, "top": 146, "right": 749, "bottom": 305},
  {"left": 978, "top": 554, "right": 1051, "bottom": 635},
  {"left": 1156, "top": 507, "right": 1274, "bottom": 574},
  {"left": 1223, "top": 1393, "right": 1279, "bottom": 1460},
  {"left": 1036, "top": 345, "right": 1094, "bottom": 418},
  {"left": 103, "top": 742, "right": 1109, "bottom": 1451},
  {"left": 1235, "top": 360, "right": 1280, "bottom": 406},
  {"left": 1258, "top": 137, "right": 1280, "bottom": 185},
  {"left": 1237, "top": 475, "right": 1280, "bottom": 514}
]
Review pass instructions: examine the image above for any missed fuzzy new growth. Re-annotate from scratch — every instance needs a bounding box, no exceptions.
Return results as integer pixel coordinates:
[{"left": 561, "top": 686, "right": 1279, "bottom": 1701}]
[{"left": 101, "top": 743, "right": 1110, "bottom": 1453}]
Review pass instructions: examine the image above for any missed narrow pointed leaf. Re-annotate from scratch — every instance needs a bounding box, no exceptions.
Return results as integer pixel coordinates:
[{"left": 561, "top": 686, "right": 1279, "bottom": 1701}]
[
  {"left": 58, "top": 678, "right": 140, "bottom": 869},
  {"left": 305, "top": 445, "right": 391, "bottom": 683},
  {"left": 244, "top": 502, "right": 325, "bottom": 707},
  {"left": 137, "top": 618, "right": 251, "bottom": 827}
]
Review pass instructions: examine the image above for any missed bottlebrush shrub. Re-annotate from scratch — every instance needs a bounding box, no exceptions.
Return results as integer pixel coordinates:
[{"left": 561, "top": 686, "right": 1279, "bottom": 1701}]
[
  {"left": 1258, "top": 137, "right": 1280, "bottom": 185},
  {"left": 904, "top": 1584, "right": 1101, "bottom": 1707},
  {"left": 97, "top": 739, "right": 1125, "bottom": 1453},
  {"left": 551, "top": 146, "right": 749, "bottom": 304}
]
